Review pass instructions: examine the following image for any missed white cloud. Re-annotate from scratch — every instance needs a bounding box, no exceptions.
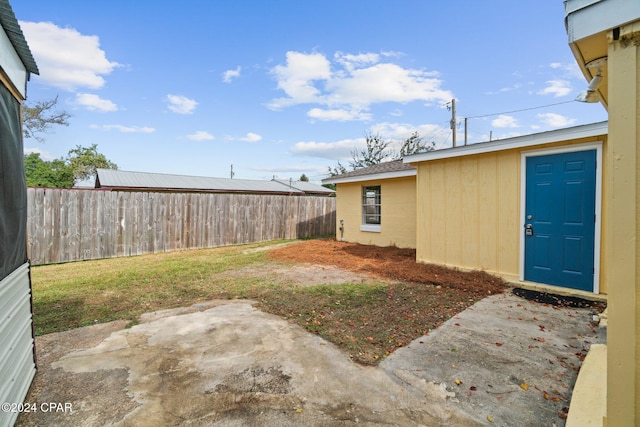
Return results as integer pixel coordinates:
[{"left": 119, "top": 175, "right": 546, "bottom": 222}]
[
  {"left": 166, "top": 94, "right": 198, "bottom": 114},
  {"left": 537, "top": 113, "right": 576, "bottom": 127},
  {"left": 251, "top": 164, "right": 325, "bottom": 174},
  {"left": 268, "top": 51, "right": 453, "bottom": 115},
  {"left": 371, "top": 122, "right": 447, "bottom": 140},
  {"left": 20, "top": 21, "right": 120, "bottom": 91},
  {"left": 270, "top": 51, "right": 332, "bottom": 108},
  {"left": 75, "top": 93, "right": 117, "bottom": 112},
  {"left": 187, "top": 131, "right": 214, "bottom": 141},
  {"left": 549, "top": 62, "right": 584, "bottom": 80},
  {"left": 491, "top": 115, "right": 519, "bottom": 128},
  {"left": 290, "top": 138, "right": 363, "bottom": 160},
  {"left": 538, "top": 80, "right": 572, "bottom": 97},
  {"left": 291, "top": 122, "right": 451, "bottom": 161},
  {"left": 334, "top": 51, "right": 380, "bottom": 71},
  {"left": 90, "top": 124, "right": 155, "bottom": 133},
  {"left": 223, "top": 66, "right": 241, "bottom": 83},
  {"left": 225, "top": 132, "right": 262, "bottom": 143},
  {"left": 24, "top": 147, "right": 56, "bottom": 160},
  {"left": 307, "top": 108, "right": 371, "bottom": 122},
  {"left": 239, "top": 132, "right": 262, "bottom": 142}
]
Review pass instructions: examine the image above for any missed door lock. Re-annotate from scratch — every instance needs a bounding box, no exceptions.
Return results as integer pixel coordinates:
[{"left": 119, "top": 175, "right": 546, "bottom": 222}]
[{"left": 525, "top": 224, "right": 533, "bottom": 236}]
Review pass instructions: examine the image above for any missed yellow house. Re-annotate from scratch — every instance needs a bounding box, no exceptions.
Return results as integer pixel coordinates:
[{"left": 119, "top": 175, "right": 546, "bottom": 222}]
[
  {"left": 326, "top": 1, "right": 639, "bottom": 422},
  {"left": 322, "top": 160, "right": 417, "bottom": 249},
  {"left": 404, "top": 122, "right": 608, "bottom": 297},
  {"left": 565, "top": 1, "right": 640, "bottom": 425}
]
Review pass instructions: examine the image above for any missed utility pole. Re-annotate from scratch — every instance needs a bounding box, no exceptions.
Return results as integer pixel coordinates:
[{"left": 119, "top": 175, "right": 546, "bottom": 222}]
[
  {"left": 449, "top": 99, "right": 457, "bottom": 147},
  {"left": 230, "top": 164, "right": 235, "bottom": 179}
]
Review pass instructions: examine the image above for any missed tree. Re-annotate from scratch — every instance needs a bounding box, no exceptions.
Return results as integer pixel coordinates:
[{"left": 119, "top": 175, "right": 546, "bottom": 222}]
[
  {"left": 349, "top": 132, "right": 392, "bottom": 169},
  {"left": 399, "top": 131, "right": 434, "bottom": 157},
  {"left": 24, "top": 152, "right": 75, "bottom": 188},
  {"left": 327, "top": 161, "right": 348, "bottom": 177},
  {"left": 66, "top": 144, "right": 118, "bottom": 183},
  {"left": 24, "top": 144, "right": 117, "bottom": 188},
  {"left": 22, "top": 96, "right": 71, "bottom": 142},
  {"left": 327, "top": 130, "right": 436, "bottom": 177},
  {"left": 299, "top": 173, "right": 309, "bottom": 182}
]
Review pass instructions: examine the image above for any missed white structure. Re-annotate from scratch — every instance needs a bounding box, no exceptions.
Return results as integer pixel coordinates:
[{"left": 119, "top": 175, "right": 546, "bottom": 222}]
[{"left": 0, "top": 1, "right": 39, "bottom": 426}]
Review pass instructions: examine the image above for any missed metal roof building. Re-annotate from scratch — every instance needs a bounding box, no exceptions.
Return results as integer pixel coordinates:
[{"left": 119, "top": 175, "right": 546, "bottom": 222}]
[{"left": 95, "top": 169, "right": 335, "bottom": 196}]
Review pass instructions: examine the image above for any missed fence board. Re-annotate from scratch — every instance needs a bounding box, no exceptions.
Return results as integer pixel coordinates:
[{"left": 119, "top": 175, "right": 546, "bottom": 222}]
[{"left": 26, "top": 188, "right": 336, "bottom": 265}]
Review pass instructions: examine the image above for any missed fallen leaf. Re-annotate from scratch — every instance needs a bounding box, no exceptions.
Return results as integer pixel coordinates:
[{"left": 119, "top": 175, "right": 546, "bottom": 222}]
[
  {"left": 295, "top": 408, "right": 303, "bottom": 413},
  {"left": 543, "top": 391, "right": 550, "bottom": 400},
  {"left": 487, "top": 415, "right": 494, "bottom": 423},
  {"left": 455, "top": 379, "right": 462, "bottom": 385},
  {"left": 470, "top": 386, "right": 477, "bottom": 391},
  {"left": 495, "top": 342, "right": 503, "bottom": 347},
  {"left": 520, "top": 382, "right": 529, "bottom": 391}
]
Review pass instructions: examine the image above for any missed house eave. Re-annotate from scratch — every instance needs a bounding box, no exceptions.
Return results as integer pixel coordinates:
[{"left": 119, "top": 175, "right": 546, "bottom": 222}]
[
  {"left": 322, "top": 168, "right": 416, "bottom": 185},
  {"left": 403, "top": 121, "right": 608, "bottom": 164}
]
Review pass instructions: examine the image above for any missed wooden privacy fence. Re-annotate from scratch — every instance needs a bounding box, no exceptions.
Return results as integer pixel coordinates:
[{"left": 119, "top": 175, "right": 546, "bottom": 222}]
[{"left": 26, "top": 188, "right": 336, "bottom": 265}]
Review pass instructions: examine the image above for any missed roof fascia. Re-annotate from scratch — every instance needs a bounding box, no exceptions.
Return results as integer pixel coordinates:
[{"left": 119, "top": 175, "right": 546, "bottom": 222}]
[
  {"left": 323, "top": 168, "right": 416, "bottom": 185},
  {"left": 403, "top": 122, "right": 608, "bottom": 164}
]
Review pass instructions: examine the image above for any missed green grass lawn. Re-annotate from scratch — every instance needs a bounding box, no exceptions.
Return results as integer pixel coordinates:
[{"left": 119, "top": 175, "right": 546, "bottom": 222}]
[{"left": 30, "top": 240, "right": 498, "bottom": 365}]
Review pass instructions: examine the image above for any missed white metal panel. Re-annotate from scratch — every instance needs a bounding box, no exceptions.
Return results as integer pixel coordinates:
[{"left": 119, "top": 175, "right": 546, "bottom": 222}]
[
  {"left": 0, "top": 23, "right": 27, "bottom": 98},
  {"left": 0, "top": 262, "right": 36, "bottom": 427}
]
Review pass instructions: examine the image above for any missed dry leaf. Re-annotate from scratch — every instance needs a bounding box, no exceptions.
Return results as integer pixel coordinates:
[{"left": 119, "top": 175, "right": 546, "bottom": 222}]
[
  {"left": 455, "top": 379, "right": 462, "bottom": 385},
  {"left": 543, "top": 391, "right": 550, "bottom": 400},
  {"left": 520, "top": 382, "right": 529, "bottom": 391},
  {"left": 487, "top": 415, "right": 494, "bottom": 423}
]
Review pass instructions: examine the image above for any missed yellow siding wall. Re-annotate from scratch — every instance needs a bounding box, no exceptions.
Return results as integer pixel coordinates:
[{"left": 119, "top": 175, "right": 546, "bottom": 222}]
[
  {"left": 415, "top": 137, "right": 607, "bottom": 292},
  {"left": 335, "top": 176, "right": 416, "bottom": 248}
]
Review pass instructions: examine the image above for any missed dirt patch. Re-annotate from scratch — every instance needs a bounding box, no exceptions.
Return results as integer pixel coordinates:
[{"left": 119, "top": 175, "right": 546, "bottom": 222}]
[
  {"left": 267, "top": 239, "right": 506, "bottom": 295},
  {"left": 223, "top": 262, "right": 379, "bottom": 286},
  {"left": 255, "top": 239, "right": 508, "bottom": 365}
]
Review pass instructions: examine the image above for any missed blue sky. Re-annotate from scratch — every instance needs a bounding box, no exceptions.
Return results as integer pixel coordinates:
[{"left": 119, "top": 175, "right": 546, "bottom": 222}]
[{"left": 13, "top": 0, "right": 607, "bottom": 184}]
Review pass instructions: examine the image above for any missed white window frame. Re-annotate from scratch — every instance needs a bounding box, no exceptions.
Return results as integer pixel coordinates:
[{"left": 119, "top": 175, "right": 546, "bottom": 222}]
[{"left": 361, "top": 185, "right": 381, "bottom": 232}]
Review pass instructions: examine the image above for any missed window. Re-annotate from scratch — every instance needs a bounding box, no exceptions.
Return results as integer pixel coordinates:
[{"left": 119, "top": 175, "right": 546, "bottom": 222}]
[{"left": 361, "top": 185, "right": 381, "bottom": 231}]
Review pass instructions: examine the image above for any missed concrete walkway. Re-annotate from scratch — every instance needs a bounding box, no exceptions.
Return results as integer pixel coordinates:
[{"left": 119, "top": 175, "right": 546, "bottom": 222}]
[{"left": 17, "top": 291, "right": 604, "bottom": 426}]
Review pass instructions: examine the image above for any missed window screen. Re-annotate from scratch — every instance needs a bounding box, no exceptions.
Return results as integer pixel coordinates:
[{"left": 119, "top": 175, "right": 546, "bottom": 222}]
[{"left": 362, "top": 186, "right": 381, "bottom": 225}]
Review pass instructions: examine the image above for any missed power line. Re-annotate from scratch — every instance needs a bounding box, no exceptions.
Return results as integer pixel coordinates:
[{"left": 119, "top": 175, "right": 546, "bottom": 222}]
[{"left": 464, "top": 100, "right": 576, "bottom": 119}]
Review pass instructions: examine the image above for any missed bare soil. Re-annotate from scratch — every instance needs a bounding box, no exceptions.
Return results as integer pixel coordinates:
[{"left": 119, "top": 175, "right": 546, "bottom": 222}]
[
  {"left": 267, "top": 238, "right": 506, "bottom": 295},
  {"left": 258, "top": 239, "right": 508, "bottom": 365}
]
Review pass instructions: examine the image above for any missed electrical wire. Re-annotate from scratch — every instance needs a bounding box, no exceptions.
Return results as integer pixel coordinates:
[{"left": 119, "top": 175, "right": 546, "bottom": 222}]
[{"left": 463, "top": 100, "right": 576, "bottom": 119}]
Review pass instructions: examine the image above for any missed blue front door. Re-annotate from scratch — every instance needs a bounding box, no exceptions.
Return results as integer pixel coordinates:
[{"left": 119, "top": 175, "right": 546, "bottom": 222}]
[{"left": 524, "top": 150, "right": 596, "bottom": 292}]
